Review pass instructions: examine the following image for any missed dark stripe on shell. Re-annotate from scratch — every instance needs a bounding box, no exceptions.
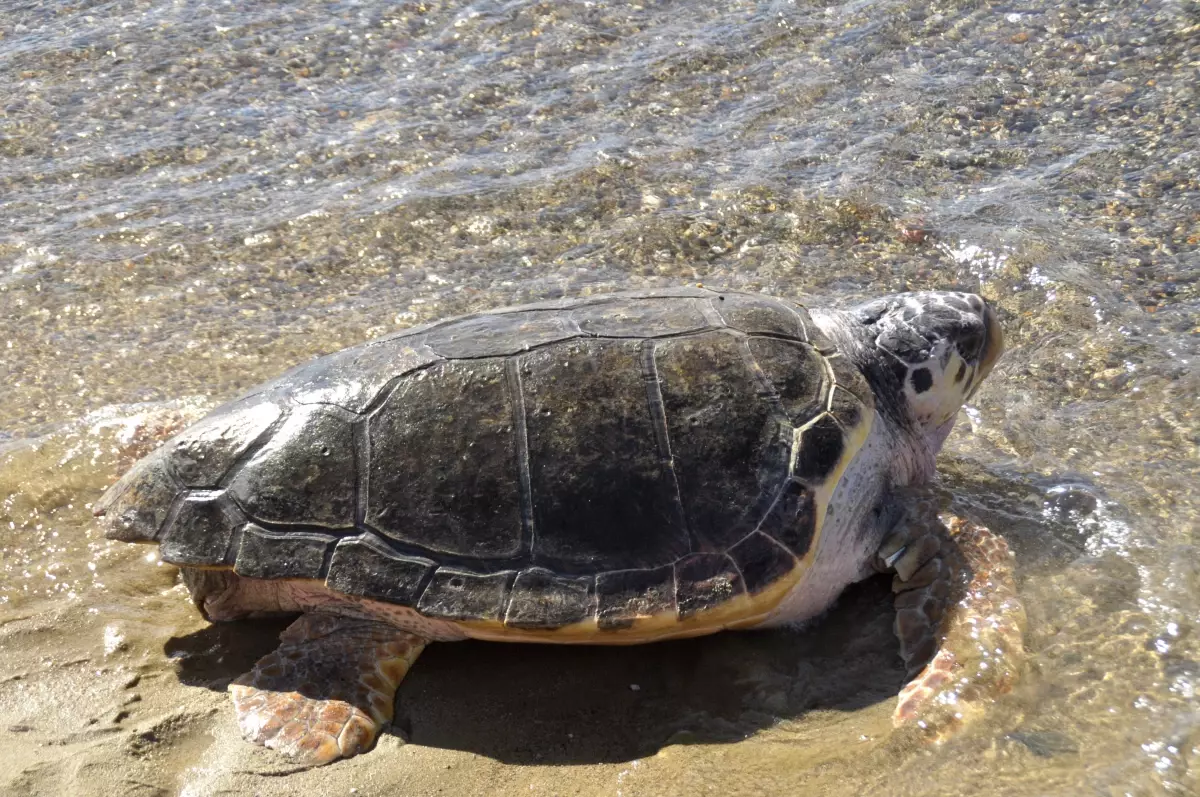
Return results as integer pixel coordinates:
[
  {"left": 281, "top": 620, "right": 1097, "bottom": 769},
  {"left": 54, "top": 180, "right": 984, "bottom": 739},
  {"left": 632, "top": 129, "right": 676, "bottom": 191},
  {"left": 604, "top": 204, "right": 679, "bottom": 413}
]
[
  {"left": 640, "top": 339, "right": 690, "bottom": 544},
  {"left": 505, "top": 358, "right": 537, "bottom": 562}
]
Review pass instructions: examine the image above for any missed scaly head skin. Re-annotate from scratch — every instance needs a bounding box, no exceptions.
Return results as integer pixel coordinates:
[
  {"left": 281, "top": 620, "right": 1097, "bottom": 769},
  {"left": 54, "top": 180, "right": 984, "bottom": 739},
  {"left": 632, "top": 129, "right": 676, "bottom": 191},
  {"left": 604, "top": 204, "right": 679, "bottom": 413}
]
[{"left": 812, "top": 291, "right": 1003, "bottom": 485}]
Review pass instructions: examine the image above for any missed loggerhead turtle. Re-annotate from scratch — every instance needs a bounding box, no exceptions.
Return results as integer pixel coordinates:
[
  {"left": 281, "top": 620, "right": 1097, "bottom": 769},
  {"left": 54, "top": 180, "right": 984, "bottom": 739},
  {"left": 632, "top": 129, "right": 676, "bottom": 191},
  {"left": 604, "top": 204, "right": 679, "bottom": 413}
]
[{"left": 96, "top": 287, "right": 1020, "bottom": 764}]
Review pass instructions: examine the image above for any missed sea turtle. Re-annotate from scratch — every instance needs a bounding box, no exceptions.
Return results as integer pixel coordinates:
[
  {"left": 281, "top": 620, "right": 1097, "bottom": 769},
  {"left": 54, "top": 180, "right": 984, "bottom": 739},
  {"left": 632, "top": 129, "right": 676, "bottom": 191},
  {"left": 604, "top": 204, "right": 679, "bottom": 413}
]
[{"left": 96, "top": 287, "right": 1019, "bottom": 765}]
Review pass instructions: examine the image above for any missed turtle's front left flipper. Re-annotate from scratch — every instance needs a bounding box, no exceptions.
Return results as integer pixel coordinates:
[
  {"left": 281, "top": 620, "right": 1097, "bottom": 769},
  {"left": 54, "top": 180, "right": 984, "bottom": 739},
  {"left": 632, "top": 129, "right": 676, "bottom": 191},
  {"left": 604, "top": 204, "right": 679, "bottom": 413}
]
[
  {"left": 878, "top": 508, "right": 1026, "bottom": 741},
  {"left": 230, "top": 613, "right": 426, "bottom": 766}
]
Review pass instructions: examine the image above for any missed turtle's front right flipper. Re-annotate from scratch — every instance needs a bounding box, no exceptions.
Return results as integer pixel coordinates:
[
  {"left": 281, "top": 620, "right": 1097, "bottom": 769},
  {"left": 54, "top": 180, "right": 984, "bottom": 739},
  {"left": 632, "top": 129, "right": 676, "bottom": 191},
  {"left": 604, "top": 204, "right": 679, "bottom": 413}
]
[{"left": 879, "top": 508, "right": 1026, "bottom": 741}]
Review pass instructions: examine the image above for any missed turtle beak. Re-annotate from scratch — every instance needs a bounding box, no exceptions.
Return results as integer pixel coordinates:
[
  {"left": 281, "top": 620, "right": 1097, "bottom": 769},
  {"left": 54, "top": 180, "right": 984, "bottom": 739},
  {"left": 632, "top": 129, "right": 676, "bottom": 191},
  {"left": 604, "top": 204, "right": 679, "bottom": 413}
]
[
  {"left": 977, "top": 301, "right": 1004, "bottom": 381},
  {"left": 965, "top": 301, "right": 1003, "bottom": 400}
]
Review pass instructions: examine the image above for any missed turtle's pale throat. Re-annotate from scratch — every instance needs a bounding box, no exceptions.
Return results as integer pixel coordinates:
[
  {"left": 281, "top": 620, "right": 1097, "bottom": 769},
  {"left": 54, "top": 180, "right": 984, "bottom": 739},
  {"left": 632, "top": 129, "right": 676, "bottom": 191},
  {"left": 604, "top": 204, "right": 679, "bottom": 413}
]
[
  {"left": 929, "top": 416, "right": 956, "bottom": 454},
  {"left": 907, "top": 416, "right": 955, "bottom": 485}
]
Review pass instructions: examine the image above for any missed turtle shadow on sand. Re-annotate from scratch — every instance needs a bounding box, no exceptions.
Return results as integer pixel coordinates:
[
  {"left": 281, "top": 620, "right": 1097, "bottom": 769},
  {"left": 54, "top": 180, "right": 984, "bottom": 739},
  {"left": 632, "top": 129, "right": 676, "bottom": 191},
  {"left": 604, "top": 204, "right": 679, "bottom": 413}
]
[{"left": 165, "top": 577, "right": 906, "bottom": 766}]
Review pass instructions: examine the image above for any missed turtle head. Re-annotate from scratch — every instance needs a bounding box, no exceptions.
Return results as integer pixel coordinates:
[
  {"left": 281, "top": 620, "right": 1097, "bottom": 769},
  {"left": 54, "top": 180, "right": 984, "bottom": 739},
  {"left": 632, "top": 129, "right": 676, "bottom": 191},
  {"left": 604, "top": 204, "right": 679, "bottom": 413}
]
[
  {"left": 813, "top": 291, "right": 1003, "bottom": 477},
  {"left": 848, "top": 291, "right": 1003, "bottom": 443}
]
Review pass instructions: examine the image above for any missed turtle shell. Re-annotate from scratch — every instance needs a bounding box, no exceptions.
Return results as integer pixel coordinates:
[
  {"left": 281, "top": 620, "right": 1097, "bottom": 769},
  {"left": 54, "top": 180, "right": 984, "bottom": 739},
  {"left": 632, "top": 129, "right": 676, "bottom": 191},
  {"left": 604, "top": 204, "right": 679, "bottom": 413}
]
[{"left": 98, "top": 289, "right": 874, "bottom": 634}]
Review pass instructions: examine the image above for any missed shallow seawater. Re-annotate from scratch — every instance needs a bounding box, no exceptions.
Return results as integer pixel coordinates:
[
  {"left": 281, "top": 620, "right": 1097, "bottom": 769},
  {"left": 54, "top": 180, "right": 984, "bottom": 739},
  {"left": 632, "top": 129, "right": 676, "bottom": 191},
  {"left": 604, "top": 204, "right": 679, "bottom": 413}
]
[{"left": 1, "top": 0, "right": 1197, "bottom": 794}]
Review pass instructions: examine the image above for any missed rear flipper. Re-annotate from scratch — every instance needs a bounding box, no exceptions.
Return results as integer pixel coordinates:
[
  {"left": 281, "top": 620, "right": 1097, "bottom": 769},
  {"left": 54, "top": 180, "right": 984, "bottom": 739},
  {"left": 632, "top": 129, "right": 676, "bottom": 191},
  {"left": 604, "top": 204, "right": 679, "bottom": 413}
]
[{"left": 877, "top": 507, "right": 1025, "bottom": 741}]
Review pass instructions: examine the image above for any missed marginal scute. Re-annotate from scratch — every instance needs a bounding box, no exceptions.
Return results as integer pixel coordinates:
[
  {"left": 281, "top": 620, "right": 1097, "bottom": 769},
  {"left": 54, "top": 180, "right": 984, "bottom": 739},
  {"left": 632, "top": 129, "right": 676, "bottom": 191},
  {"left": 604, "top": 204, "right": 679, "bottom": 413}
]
[
  {"left": 569, "top": 298, "right": 713, "bottom": 338},
  {"left": 828, "top": 385, "right": 866, "bottom": 433},
  {"left": 756, "top": 479, "right": 819, "bottom": 558},
  {"left": 826, "top": 351, "right": 875, "bottom": 409},
  {"left": 728, "top": 531, "right": 797, "bottom": 594},
  {"left": 234, "top": 525, "right": 337, "bottom": 580},
  {"left": 325, "top": 534, "right": 434, "bottom": 604},
  {"left": 97, "top": 458, "right": 181, "bottom": 542},
  {"left": 285, "top": 339, "right": 442, "bottom": 412},
  {"left": 417, "top": 568, "right": 514, "bottom": 622},
  {"left": 505, "top": 568, "right": 595, "bottom": 629},
  {"left": 167, "top": 398, "right": 282, "bottom": 488},
  {"left": 367, "top": 359, "right": 524, "bottom": 558},
  {"left": 675, "top": 553, "right": 745, "bottom": 618},
  {"left": 595, "top": 566, "right": 677, "bottom": 630},
  {"left": 159, "top": 494, "right": 242, "bottom": 566},
  {"left": 425, "top": 310, "right": 578, "bottom": 358},
  {"left": 228, "top": 405, "right": 356, "bottom": 529},
  {"left": 710, "top": 293, "right": 810, "bottom": 340},
  {"left": 794, "top": 414, "right": 846, "bottom": 484},
  {"left": 522, "top": 339, "right": 690, "bottom": 571}
]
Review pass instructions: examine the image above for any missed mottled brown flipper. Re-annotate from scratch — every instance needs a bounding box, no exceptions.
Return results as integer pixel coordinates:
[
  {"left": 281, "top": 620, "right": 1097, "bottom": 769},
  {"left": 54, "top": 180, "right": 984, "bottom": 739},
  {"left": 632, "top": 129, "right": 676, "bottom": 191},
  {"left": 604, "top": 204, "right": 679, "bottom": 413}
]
[
  {"left": 877, "top": 505, "right": 1025, "bottom": 741},
  {"left": 229, "top": 613, "right": 426, "bottom": 765}
]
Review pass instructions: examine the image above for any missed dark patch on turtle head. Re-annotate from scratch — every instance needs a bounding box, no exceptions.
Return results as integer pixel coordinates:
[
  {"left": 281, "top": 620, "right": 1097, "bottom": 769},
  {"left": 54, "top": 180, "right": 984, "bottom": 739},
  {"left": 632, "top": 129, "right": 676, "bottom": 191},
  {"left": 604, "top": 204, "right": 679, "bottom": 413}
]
[{"left": 911, "top": 367, "right": 934, "bottom": 394}]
